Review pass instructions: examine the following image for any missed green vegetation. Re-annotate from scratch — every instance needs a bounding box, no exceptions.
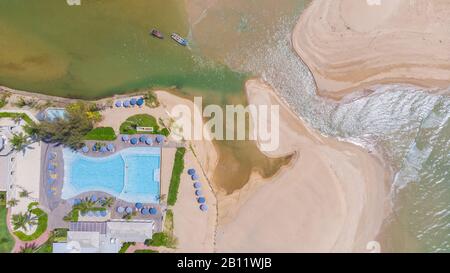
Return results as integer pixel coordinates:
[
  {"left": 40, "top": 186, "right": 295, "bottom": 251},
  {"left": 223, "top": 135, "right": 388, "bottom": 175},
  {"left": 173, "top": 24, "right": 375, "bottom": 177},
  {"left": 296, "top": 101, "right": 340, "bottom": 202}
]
[
  {"left": 32, "top": 229, "right": 69, "bottom": 253},
  {"left": 84, "top": 127, "right": 117, "bottom": 141},
  {"left": 0, "top": 192, "right": 5, "bottom": 206},
  {"left": 7, "top": 198, "right": 19, "bottom": 208},
  {"left": 0, "top": 205, "right": 15, "bottom": 253},
  {"left": 29, "top": 102, "right": 102, "bottom": 149},
  {"left": 14, "top": 97, "right": 38, "bottom": 109},
  {"left": 64, "top": 197, "right": 113, "bottom": 222},
  {"left": 63, "top": 209, "right": 79, "bottom": 222},
  {"left": 12, "top": 202, "right": 47, "bottom": 241},
  {"left": 167, "top": 148, "right": 186, "bottom": 206},
  {"left": 119, "top": 114, "right": 170, "bottom": 136},
  {"left": 119, "top": 242, "right": 136, "bottom": 253},
  {"left": 134, "top": 249, "right": 158, "bottom": 253},
  {"left": 9, "top": 132, "right": 31, "bottom": 152},
  {"left": 19, "top": 243, "right": 40, "bottom": 253},
  {"left": 144, "top": 209, "right": 177, "bottom": 249},
  {"left": 0, "top": 92, "right": 10, "bottom": 109},
  {"left": 143, "top": 91, "right": 160, "bottom": 108},
  {"left": 144, "top": 232, "right": 176, "bottom": 248},
  {"left": 0, "top": 112, "right": 34, "bottom": 125}
]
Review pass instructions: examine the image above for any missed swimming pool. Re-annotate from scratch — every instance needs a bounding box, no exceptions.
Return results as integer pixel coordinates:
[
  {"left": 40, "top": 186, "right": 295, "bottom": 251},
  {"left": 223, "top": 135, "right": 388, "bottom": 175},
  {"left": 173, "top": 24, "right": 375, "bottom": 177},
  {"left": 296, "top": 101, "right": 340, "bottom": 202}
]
[{"left": 62, "top": 147, "right": 161, "bottom": 203}]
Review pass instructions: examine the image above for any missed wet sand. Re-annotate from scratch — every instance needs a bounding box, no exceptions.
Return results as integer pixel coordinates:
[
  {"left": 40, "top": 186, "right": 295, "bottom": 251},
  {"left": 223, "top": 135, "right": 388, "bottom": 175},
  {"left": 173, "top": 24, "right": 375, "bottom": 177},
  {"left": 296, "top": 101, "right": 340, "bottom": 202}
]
[
  {"left": 293, "top": 0, "right": 450, "bottom": 99},
  {"left": 215, "top": 80, "right": 391, "bottom": 252}
]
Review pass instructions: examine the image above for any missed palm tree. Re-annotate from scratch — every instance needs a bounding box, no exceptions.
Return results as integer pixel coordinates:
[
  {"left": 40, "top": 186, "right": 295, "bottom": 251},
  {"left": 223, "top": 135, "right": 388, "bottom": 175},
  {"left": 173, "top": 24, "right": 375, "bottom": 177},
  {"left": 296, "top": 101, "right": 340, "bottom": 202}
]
[
  {"left": 11, "top": 212, "right": 38, "bottom": 232},
  {"left": 7, "top": 198, "right": 19, "bottom": 207},
  {"left": 156, "top": 194, "right": 166, "bottom": 203},
  {"left": 73, "top": 197, "right": 98, "bottom": 213},
  {"left": 19, "top": 190, "right": 31, "bottom": 198},
  {"left": 10, "top": 133, "right": 30, "bottom": 152},
  {"left": 101, "top": 197, "right": 115, "bottom": 208},
  {"left": 19, "top": 243, "right": 38, "bottom": 253}
]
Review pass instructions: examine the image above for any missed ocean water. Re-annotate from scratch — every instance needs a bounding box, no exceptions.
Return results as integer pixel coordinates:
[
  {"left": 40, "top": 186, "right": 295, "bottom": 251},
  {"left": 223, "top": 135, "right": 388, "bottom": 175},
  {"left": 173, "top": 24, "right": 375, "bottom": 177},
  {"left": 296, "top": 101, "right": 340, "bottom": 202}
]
[
  {"left": 1, "top": 0, "right": 448, "bottom": 251},
  {"left": 228, "top": 11, "right": 450, "bottom": 252}
]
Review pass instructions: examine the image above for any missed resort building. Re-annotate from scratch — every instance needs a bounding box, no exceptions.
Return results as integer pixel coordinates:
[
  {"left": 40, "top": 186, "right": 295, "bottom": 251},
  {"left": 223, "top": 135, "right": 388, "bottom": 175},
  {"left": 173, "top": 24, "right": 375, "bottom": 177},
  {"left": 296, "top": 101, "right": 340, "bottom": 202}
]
[{"left": 53, "top": 220, "right": 155, "bottom": 253}]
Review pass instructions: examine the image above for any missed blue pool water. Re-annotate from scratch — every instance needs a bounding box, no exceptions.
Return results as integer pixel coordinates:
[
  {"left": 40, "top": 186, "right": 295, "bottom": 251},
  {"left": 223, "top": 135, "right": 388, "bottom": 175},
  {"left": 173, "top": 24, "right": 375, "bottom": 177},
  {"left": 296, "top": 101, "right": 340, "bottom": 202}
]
[{"left": 62, "top": 147, "right": 161, "bottom": 203}]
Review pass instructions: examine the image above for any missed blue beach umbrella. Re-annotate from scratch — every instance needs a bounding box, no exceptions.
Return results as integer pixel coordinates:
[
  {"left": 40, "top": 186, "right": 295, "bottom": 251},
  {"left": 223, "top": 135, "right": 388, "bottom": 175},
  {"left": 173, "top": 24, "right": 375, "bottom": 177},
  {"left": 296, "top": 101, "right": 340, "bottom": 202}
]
[
  {"left": 149, "top": 208, "right": 157, "bottom": 215},
  {"left": 191, "top": 174, "right": 199, "bottom": 180},
  {"left": 135, "top": 203, "right": 143, "bottom": 209},
  {"left": 155, "top": 135, "right": 164, "bottom": 144},
  {"left": 92, "top": 145, "right": 98, "bottom": 152},
  {"left": 100, "top": 146, "right": 108, "bottom": 153},
  {"left": 47, "top": 164, "right": 56, "bottom": 171},
  {"left": 116, "top": 206, "right": 125, "bottom": 213},
  {"left": 74, "top": 199, "right": 82, "bottom": 205},
  {"left": 115, "top": 101, "right": 122, "bottom": 107},
  {"left": 141, "top": 208, "right": 149, "bottom": 215},
  {"left": 47, "top": 153, "right": 56, "bottom": 160},
  {"left": 81, "top": 146, "right": 89, "bottom": 153},
  {"left": 95, "top": 211, "right": 102, "bottom": 217},
  {"left": 137, "top": 98, "right": 144, "bottom": 107},
  {"left": 91, "top": 195, "right": 98, "bottom": 202},
  {"left": 187, "top": 169, "right": 196, "bottom": 176},
  {"left": 200, "top": 204, "right": 208, "bottom": 212},
  {"left": 87, "top": 211, "right": 94, "bottom": 217},
  {"left": 80, "top": 211, "right": 87, "bottom": 216},
  {"left": 107, "top": 143, "right": 115, "bottom": 151},
  {"left": 145, "top": 138, "right": 153, "bottom": 145},
  {"left": 130, "top": 98, "right": 137, "bottom": 106},
  {"left": 193, "top": 182, "right": 202, "bottom": 189},
  {"left": 130, "top": 138, "right": 138, "bottom": 145},
  {"left": 123, "top": 100, "right": 130, "bottom": 108},
  {"left": 195, "top": 190, "right": 202, "bottom": 196},
  {"left": 197, "top": 197, "right": 206, "bottom": 204},
  {"left": 122, "top": 135, "right": 129, "bottom": 142},
  {"left": 139, "top": 135, "right": 147, "bottom": 143},
  {"left": 100, "top": 210, "right": 107, "bottom": 217},
  {"left": 125, "top": 207, "right": 133, "bottom": 214},
  {"left": 47, "top": 178, "right": 55, "bottom": 184}
]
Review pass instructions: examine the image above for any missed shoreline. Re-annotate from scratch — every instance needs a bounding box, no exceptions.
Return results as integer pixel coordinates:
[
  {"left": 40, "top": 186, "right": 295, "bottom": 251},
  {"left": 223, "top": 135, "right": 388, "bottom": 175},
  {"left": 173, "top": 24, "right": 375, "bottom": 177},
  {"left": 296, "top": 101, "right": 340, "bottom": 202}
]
[
  {"left": 293, "top": 0, "right": 450, "bottom": 100},
  {"left": 215, "top": 79, "right": 391, "bottom": 252}
]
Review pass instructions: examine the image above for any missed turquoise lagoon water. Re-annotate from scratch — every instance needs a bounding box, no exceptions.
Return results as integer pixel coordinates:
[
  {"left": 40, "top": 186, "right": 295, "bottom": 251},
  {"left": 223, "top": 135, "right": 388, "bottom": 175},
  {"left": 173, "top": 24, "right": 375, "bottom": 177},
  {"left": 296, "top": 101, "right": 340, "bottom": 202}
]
[{"left": 62, "top": 147, "right": 161, "bottom": 203}]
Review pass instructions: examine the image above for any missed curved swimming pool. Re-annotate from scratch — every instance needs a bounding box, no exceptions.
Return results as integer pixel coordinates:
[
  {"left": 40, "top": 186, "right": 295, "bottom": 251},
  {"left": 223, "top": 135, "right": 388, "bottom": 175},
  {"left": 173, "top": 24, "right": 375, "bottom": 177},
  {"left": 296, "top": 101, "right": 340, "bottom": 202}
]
[{"left": 62, "top": 147, "right": 161, "bottom": 203}]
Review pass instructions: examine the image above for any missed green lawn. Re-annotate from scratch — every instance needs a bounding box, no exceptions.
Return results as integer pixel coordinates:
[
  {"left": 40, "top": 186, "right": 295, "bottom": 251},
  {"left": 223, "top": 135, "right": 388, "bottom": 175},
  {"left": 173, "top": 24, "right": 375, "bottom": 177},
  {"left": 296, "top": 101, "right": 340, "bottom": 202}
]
[
  {"left": 84, "top": 127, "right": 117, "bottom": 141},
  {"left": 13, "top": 208, "right": 48, "bottom": 242},
  {"left": 119, "top": 114, "right": 169, "bottom": 136},
  {"left": 134, "top": 249, "right": 158, "bottom": 253},
  {"left": 0, "top": 112, "right": 35, "bottom": 125},
  {"left": 0, "top": 206, "right": 15, "bottom": 253},
  {"left": 167, "top": 147, "right": 186, "bottom": 206}
]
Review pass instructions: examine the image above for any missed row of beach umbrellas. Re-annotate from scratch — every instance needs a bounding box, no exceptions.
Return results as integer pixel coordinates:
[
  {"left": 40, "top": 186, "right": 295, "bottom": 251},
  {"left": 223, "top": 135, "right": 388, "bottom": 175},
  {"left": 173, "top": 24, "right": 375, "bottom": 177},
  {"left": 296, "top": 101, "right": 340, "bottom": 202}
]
[
  {"left": 115, "top": 97, "right": 145, "bottom": 108},
  {"left": 81, "top": 143, "right": 115, "bottom": 154},
  {"left": 188, "top": 168, "right": 208, "bottom": 212},
  {"left": 80, "top": 210, "right": 108, "bottom": 217},
  {"left": 116, "top": 204, "right": 158, "bottom": 216},
  {"left": 121, "top": 134, "right": 165, "bottom": 145}
]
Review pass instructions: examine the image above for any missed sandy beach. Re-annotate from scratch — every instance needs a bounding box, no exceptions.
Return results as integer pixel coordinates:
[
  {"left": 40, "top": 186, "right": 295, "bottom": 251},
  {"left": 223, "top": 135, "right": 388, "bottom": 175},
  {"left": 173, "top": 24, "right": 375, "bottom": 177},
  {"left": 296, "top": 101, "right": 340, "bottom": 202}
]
[
  {"left": 294, "top": 0, "right": 450, "bottom": 99},
  {"left": 215, "top": 80, "right": 390, "bottom": 252},
  {"left": 99, "top": 91, "right": 218, "bottom": 252}
]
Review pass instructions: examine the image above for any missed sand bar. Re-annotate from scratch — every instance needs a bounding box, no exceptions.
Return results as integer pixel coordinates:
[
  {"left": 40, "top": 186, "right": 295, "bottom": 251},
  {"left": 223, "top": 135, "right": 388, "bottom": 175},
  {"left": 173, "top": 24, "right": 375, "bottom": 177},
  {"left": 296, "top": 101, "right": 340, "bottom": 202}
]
[
  {"left": 293, "top": 0, "right": 450, "bottom": 99},
  {"left": 215, "top": 80, "right": 391, "bottom": 252}
]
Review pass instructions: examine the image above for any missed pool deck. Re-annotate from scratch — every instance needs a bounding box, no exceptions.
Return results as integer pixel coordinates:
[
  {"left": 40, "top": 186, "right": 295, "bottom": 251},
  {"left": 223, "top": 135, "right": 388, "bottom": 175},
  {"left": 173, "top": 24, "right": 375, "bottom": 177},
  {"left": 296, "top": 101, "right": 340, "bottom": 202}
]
[{"left": 40, "top": 135, "right": 182, "bottom": 232}]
